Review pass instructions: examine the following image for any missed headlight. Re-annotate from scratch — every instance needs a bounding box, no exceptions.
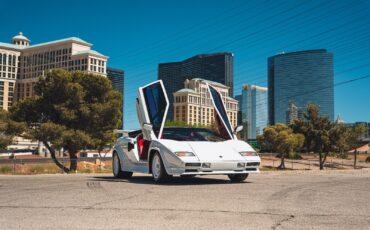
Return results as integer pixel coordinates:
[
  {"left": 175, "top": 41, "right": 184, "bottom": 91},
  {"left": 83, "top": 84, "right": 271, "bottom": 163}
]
[
  {"left": 237, "top": 162, "right": 245, "bottom": 168},
  {"left": 175, "top": 151, "right": 195, "bottom": 157},
  {"left": 202, "top": 163, "right": 211, "bottom": 168},
  {"left": 239, "top": 151, "right": 258, "bottom": 157}
]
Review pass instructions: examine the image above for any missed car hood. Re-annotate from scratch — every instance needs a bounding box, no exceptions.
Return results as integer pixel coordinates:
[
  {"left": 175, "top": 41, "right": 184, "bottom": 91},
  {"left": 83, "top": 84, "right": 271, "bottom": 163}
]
[
  {"left": 158, "top": 139, "right": 254, "bottom": 162},
  {"left": 187, "top": 141, "right": 244, "bottom": 162}
]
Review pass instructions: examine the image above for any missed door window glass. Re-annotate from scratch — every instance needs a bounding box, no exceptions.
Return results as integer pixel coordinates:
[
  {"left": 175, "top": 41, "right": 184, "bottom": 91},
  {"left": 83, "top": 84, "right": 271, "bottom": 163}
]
[
  {"left": 143, "top": 82, "right": 167, "bottom": 137},
  {"left": 208, "top": 85, "right": 233, "bottom": 139}
]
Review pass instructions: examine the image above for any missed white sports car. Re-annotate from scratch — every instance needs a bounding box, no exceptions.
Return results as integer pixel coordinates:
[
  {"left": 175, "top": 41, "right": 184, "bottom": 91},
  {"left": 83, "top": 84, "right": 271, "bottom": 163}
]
[{"left": 113, "top": 80, "right": 261, "bottom": 182}]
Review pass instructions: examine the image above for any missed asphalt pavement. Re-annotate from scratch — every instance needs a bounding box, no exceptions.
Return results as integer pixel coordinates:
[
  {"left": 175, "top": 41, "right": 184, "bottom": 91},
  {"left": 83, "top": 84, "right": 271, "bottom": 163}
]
[{"left": 0, "top": 170, "right": 370, "bottom": 229}]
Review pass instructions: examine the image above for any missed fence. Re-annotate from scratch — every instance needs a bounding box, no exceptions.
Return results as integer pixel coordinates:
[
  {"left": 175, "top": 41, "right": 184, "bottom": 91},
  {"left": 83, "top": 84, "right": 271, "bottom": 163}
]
[
  {"left": 0, "top": 155, "right": 368, "bottom": 174},
  {"left": 0, "top": 157, "right": 113, "bottom": 175},
  {"left": 260, "top": 154, "right": 368, "bottom": 170}
]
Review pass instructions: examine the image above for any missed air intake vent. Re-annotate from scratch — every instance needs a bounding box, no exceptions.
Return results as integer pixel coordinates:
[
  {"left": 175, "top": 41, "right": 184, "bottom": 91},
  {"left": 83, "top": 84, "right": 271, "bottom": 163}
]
[
  {"left": 185, "top": 163, "right": 201, "bottom": 167},
  {"left": 246, "top": 162, "right": 260, "bottom": 166},
  {"left": 245, "top": 168, "right": 257, "bottom": 171},
  {"left": 185, "top": 169, "right": 198, "bottom": 172}
]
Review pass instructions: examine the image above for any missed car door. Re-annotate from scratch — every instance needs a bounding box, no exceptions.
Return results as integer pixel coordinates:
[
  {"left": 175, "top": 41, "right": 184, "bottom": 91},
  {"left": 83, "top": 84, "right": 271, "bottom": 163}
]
[
  {"left": 136, "top": 80, "right": 169, "bottom": 141},
  {"left": 207, "top": 84, "right": 235, "bottom": 140}
]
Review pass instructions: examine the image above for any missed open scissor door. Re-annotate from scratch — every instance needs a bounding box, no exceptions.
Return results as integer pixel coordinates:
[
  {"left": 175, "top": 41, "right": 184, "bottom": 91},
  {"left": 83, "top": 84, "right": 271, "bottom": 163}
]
[
  {"left": 207, "top": 84, "right": 234, "bottom": 140},
  {"left": 136, "top": 80, "right": 169, "bottom": 141}
]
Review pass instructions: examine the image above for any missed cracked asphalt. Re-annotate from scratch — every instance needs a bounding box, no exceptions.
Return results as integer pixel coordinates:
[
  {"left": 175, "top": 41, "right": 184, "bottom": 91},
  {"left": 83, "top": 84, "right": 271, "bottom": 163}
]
[{"left": 1, "top": 170, "right": 370, "bottom": 229}]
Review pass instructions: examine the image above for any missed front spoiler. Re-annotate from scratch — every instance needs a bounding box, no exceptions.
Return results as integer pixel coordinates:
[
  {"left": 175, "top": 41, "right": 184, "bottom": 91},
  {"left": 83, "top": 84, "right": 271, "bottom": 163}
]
[{"left": 178, "top": 168, "right": 260, "bottom": 176}]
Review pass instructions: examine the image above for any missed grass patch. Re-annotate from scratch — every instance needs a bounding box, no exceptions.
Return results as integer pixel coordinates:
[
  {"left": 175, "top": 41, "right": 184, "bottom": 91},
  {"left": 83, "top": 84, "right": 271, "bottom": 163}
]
[
  {"left": 79, "top": 168, "right": 92, "bottom": 173},
  {"left": 30, "top": 165, "right": 46, "bottom": 174},
  {"left": 0, "top": 165, "right": 13, "bottom": 174}
]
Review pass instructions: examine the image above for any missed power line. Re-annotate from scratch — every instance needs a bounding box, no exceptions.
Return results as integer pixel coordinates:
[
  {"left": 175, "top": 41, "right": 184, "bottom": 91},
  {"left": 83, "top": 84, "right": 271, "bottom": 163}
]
[
  {"left": 122, "top": 1, "right": 366, "bottom": 84},
  {"left": 124, "top": 73, "right": 370, "bottom": 124},
  {"left": 111, "top": 0, "right": 273, "bottom": 59},
  {"left": 121, "top": 36, "right": 370, "bottom": 97},
  {"left": 115, "top": 0, "right": 318, "bottom": 74}
]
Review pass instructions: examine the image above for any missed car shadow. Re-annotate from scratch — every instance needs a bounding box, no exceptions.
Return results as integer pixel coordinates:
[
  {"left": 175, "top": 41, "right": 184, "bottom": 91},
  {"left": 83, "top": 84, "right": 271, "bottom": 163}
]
[{"left": 90, "top": 175, "right": 251, "bottom": 186}]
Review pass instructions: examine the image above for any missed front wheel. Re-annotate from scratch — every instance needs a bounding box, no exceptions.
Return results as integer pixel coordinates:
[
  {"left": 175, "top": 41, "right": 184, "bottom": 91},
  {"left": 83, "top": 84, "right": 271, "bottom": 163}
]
[
  {"left": 228, "top": 173, "right": 248, "bottom": 182},
  {"left": 113, "top": 152, "right": 133, "bottom": 179},
  {"left": 151, "top": 152, "right": 170, "bottom": 183}
]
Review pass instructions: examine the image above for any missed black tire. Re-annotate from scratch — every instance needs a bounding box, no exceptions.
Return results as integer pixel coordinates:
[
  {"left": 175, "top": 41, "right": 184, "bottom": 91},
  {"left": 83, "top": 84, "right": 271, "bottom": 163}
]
[
  {"left": 151, "top": 152, "right": 170, "bottom": 183},
  {"left": 113, "top": 152, "right": 133, "bottom": 179},
  {"left": 228, "top": 173, "right": 248, "bottom": 182}
]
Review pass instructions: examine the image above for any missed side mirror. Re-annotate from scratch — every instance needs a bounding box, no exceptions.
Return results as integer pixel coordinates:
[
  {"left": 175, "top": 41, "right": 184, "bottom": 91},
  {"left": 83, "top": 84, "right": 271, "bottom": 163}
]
[
  {"left": 128, "top": 142, "right": 135, "bottom": 152},
  {"left": 127, "top": 138, "right": 136, "bottom": 152},
  {"left": 143, "top": 123, "right": 153, "bottom": 132},
  {"left": 234, "top": 125, "right": 243, "bottom": 134}
]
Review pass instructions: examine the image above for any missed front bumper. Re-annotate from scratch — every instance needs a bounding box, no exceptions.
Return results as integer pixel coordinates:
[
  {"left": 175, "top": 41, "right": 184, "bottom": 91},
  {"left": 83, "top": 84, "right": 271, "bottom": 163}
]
[{"left": 168, "top": 161, "right": 261, "bottom": 175}]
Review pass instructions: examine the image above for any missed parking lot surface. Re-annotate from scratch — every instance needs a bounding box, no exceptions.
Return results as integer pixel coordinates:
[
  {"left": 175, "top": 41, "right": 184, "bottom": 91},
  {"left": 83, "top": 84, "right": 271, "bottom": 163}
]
[{"left": 1, "top": 170, "right": 370, "bottom": 229}]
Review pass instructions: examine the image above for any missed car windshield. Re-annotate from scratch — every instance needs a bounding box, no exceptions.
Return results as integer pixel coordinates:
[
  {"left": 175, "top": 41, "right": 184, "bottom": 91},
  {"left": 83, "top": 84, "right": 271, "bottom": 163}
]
[{"left": 161, "top": 127, "right": 228, "bottom": 142}]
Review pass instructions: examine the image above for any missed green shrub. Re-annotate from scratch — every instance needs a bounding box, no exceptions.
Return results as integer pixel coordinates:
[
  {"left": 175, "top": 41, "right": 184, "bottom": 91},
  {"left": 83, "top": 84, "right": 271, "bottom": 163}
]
[
  {"left": 0, "top": 165, "right": 12, "bottom": 174},
  {"left": 287, "top": 152, "right": 302, "bottom": 159}
]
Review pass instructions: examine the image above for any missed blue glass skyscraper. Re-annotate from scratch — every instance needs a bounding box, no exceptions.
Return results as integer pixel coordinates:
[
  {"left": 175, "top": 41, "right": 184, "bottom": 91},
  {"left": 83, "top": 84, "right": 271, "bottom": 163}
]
[
  {"left": 268, "top": 49, "right": 334, "bottom": 125},
  {"left": 241, "top": 85, "right": 268, "bottom": 140},
  {"left": 107, "top": 67, "right": 124, "bottom": 128},
  {"left": 158, "top": 52, "right": 234, "bottom": 120}
]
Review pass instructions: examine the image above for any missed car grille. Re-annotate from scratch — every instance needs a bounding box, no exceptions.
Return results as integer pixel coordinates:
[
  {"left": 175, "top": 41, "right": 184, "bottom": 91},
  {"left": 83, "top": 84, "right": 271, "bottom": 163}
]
[
  {"left": 185, "top": 169, "right": 198, "bottom": 173},
  {"left": 245, "top": 168, "right": 257, "bottom": 171},
  {"left": 185, "top": 163, "right": 201, "bottom": 167},
  {"left": 246, "top": 162, "right": 260, "bottom": 166}
]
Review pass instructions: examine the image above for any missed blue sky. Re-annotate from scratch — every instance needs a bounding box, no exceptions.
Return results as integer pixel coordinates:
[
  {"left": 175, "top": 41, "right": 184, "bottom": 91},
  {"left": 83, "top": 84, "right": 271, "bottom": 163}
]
[{"left": 1, "top": 0, "right": 370, "bottom": 129}]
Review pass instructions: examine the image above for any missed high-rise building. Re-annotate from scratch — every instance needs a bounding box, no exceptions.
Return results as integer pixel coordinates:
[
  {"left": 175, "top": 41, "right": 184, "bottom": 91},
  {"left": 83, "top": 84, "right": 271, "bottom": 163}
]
[
  {"left": 286, "top": 102, "right": 304, "bottom": 124},
  {"left": 158, "top": 52, "right": 234, "bottom": 120},
  {"left": 0, "top": 32, "right": 108, "bottom": 110},
  {"left": 241, "top": 84, "right": 268, "bottom": 140},
  {"left": 268, "top": 49, "right": 334, "bottom": 125},
  {"left": 173, "top": 78, "right": 238, "bottom": 128},
  {"left": 107, "top": 67, "right": 124, "bottom": 129},
  {"left": 234, "top": 94, "right": 242, "bottom": 126}
]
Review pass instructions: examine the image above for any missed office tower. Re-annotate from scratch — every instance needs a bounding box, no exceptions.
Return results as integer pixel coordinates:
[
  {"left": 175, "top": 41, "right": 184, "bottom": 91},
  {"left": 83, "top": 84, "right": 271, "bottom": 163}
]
[
  {"left": 268, "top": 49, "right": 334, "bottom": 125},
  {"left": 235, "top": 94, "right": 242, "bottom": 126},
  {"left": 107, "top": 67, "right": 124, "bottom": 129},
  {"left": 158, "top": 52, "right": 234, "bottom": 119},
  {"left": 241, "top": 84, "right": 268, "bottom": 140},
  {"left": 286, "top": 102, "right": 304, "bottom": 124}
]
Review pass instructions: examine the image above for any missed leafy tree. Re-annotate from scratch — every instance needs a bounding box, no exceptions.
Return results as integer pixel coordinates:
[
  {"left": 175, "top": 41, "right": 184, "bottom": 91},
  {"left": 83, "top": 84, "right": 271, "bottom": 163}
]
[
  {"left": 10, "top": 69, "right": 122, "bottom": 172},
  {"left": 345, "top": 123, "right": 367, "bottom": 169},
  {"left": 257, "top": 124, "right": 304, "bottom": 169},
  {"left": 291, "top": 103, "right": 343, "bottom": 170},
  {"left": 0, "top": 109, "right": 25, "bottom": 150},
  {"left": 329, "top": 124, "right": 349, "bottom": 156}
]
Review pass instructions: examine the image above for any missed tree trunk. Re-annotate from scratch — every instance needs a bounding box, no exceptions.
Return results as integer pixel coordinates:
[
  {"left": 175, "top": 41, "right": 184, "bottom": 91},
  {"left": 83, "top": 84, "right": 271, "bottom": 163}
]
[
  {"left": 43, "top": 141, "right": 69, "bottom": 173},
  {"left": 278, "top": 154, "right": 285, "bottom": 169},
  {"left": 69, "top": 152, "right": 78, "bottom": 172},
  {"left": 354, "top": 149, "right": 357, "bottom": 169},
  {"left": 323, "top": 152, "right": 328, "bottom": 165},
  {"left": 319, "top": 152, "right": 324, "bottom": 170}
]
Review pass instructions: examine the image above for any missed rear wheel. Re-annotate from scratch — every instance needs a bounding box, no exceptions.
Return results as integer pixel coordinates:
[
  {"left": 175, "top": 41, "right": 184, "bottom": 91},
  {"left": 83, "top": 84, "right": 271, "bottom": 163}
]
[
  {"left": 228, "top": 173, "right": 248, "bottom": 182},
  {"left": 151, "top": 152, "right": 170, "bottom": 183},
  {"left": 113, "top": 152, "right": 133, "bottom": 179}
]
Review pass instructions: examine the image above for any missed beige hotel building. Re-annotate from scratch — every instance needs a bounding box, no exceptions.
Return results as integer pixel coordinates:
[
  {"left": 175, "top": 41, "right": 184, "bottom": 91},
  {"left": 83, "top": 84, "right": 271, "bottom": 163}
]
[
  {"left": 0, "top": 32, "right": 108, "bottom": 110},
  {"left": 173, "top": 78, "right": 238, "bottom": 128}
]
